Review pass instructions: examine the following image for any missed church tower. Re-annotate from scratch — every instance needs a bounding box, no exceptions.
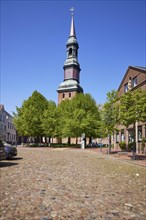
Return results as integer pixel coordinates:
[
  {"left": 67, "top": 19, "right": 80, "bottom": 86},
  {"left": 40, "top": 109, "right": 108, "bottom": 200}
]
[{"left": 57, "top": 8, "right": 83, "bottom": 104}]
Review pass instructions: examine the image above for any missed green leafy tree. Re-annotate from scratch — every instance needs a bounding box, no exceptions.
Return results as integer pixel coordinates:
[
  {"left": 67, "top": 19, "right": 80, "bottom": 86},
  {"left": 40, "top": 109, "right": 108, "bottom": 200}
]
[
  {"left": 13, "top": 106, "right": 26, "bottom": 137},
  {"left": 119, "top": 89, "right": 146, "bottom": 153},
  {"left": 58, "top": 98, "right": 74, "bottom": 139},
  {"left": 13, "top": 91, "right": 48, "bottom": 142},
  {"left": 41, "top": 101, "right": 61, "bottom": 144},
  {"left": 119, "top": 89, "right": 146, "bottom": 126},
  {"left": 102, "top": 90, "right": 118, "bottom": 152},
  {"left": 72, "top": 93, "right": 101, "bottom": 139},
  {"left": 59, "top": 93, "right": 101, "bottom": 142}
]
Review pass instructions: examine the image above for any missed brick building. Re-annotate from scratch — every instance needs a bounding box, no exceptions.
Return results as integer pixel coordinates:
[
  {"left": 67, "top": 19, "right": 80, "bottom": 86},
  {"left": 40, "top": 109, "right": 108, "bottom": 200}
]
[{"left": 115, "top": 66, "right": 146, "bottom": 152}]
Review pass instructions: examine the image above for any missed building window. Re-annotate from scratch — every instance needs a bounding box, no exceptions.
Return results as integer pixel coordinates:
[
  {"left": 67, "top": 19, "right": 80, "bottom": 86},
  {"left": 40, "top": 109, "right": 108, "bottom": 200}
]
[
  {"left": 62, "top": 93, "right": 65, "bottom": 99},
  {"left": 128, "top": 129, "right": 134, "bottom": 142},
  {"left": 0, "top": 124, "right": 3, "bottom": 130},
  {"left": 116, "top": 132, "right": 119, "bottom": 143},
  {"left": 124, "top": 83, "right": 128, "bottom": 93},
  {"left": 132, "top": 77, "right": 137, "bottom": 88},
  {"left": 69, "top": 92, "right": 71, "bottom": 98},
  {"left": 3, "top": 116, "right": 5, "bottom": 122},
  {"left": 138, "top": 126, "right": 142, "bottom": 141},
  {"left": 121, "top": 129, "right": 125, "bottom": 142}
]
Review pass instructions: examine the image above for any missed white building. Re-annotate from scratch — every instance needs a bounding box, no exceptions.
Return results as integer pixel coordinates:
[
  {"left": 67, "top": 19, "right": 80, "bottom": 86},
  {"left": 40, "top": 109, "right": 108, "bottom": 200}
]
[{"left": 0, "top": 105, "right": 16, "bottom": 144}]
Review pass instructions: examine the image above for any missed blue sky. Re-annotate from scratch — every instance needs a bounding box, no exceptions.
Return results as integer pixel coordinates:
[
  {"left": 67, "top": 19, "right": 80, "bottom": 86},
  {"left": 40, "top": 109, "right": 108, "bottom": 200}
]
[{"left": 1, "top": 0, "right": 146, "bottom": 114}]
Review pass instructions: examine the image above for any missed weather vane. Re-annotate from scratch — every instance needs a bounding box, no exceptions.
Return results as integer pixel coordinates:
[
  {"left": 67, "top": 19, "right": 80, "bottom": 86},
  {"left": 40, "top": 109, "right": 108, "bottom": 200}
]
[{"left": 70, "top": 7, "right": 75, "bottom": 15}]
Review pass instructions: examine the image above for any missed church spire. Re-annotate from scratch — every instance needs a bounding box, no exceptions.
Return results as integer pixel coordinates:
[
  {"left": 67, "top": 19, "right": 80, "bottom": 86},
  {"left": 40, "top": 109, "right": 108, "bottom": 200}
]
[
  {"left": 57, "top": 7, "right": 83, "bottom": 104},
  {"left": 70, "top": 7, "right": 76, "bottom": 37}
]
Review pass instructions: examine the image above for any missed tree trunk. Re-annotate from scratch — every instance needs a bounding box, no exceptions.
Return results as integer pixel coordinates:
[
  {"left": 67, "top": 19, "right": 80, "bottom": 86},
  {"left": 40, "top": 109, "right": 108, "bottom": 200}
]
[
  {"left": 89, "top": 137, "right": 92, "bottom": 144},
  {"left": 135, "top": 121, "right": 138, "bottom": 153},
  {"left": 68, "top": 137, "right": 71, "bottom": 145},
  {"left": 48, "top": 137, "right": 51, "bottom": 146},
  {"left": 108, "top": 134, "right": 111, "bottom": 154},
  {"left": 132, "top": 123, "right": 136, "bottom": 159},
  {"left": 84, "top": 137, "right": 86, "bottom": 148}
]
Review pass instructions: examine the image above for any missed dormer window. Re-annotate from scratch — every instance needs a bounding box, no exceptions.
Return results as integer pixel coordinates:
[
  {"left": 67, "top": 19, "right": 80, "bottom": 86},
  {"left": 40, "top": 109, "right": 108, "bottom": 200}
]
[
  {"left": 124, "top": 83, "right": 128, "bottom": 93},
  {"left": 132, "top": 77, "right": 137, "bottom": 88}
]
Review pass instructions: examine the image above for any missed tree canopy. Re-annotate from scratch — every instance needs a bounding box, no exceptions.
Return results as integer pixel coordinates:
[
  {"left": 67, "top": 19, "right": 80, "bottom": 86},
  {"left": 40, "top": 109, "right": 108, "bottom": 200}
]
[
  {"left": 41, "top": 101, "right": 61, "bottom": 138},
  {"left": 13, "top": 91, "right": 101, "bottom": 141},
  {"left": 58, "top": 93, "right": 101, "bottom": 139},
  {"left": 102, "top": 90, "right": 118, "bottom": 136},
  {"left": 118, "top": 89, "right": 146, "bottom": 128},
  {"left": 13, "top": 90, "right": 48, "bottom": 139},
  {"left": 13, "top": 88, "right": 146, "bottom": 145}
]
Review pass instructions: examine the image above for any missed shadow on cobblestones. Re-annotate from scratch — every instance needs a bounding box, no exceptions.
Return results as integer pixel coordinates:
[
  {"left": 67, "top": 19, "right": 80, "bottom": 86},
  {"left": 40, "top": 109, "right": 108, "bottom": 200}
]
[
  {"left": 7, "top": 157, "right": 23, "bottom": 161},
  {"left": 128, "top": 155, "right": 146, "bottom": 160},
  {"left": 0, "top": 161, "right": 19, "bottom": 167}
]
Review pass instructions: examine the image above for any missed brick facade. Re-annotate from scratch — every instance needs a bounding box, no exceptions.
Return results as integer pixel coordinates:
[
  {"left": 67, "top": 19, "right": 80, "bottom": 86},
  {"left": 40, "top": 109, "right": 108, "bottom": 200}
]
[
  {"left": 115, "top": 66, "right": 146, "bottom": 152},
  {"left": 58, "top": 91, "right": 78, "bottom": 104},
  {"left": 118, "top": 66, "right": 146, "bottom": 97}
]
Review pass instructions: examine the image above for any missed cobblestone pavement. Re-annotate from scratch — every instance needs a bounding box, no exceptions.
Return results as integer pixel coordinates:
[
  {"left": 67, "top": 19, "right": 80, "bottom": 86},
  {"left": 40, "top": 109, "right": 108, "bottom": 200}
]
[
  {"left": 88, "top": 148, "right": 146, "bottom": 167},
  {"left": 0, "top": 147, "right": 146, "bottom": 220}
]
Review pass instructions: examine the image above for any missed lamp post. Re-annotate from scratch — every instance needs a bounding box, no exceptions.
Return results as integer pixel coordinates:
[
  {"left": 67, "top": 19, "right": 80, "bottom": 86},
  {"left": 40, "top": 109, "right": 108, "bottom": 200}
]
[
  {"left": 135, "top": 121, "right": 138, "bottom": 154},
  {"left": 81, "top": 133, "right": 85, "bottom": 149}
]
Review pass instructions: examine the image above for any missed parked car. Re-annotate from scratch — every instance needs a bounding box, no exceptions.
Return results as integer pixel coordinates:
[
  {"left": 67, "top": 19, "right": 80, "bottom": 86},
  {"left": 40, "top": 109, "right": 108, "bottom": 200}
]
[
  {"left": 0, "top": 140, "right": 6, "bottom": 160},
  {"left": 87, "top": 142, "right": 104, "bottom": 148},
  {"left": 3, "top": 142, "right": 17, "bottom": 159},
  {"left": 87, "top": 142, "right": 98, "bottom": 148}
]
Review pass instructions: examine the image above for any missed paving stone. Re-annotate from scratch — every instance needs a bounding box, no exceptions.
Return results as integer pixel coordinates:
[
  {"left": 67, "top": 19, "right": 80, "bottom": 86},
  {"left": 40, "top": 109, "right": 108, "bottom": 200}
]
[{"left": 0, "top": 147, "right": 146, "bottom": 220}]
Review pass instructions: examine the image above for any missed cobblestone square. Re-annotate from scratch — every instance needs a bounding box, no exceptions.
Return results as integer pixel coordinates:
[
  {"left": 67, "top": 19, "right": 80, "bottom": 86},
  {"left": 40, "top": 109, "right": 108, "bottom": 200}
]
[{"left": 0, "top": 147, "right": 146, "bottom": 220}]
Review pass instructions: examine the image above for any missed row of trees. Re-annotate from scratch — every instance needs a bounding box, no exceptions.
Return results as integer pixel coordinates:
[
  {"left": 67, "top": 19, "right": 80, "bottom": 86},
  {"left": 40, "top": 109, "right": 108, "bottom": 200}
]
[
  {"left": 13, "top": 91, "right": 101, "bottom": 144},
  {"left": 102, "top": 89, "right": 146, "bottom": 152},
  {"left": 13, "top": 89, "right": 146, "bottom": 146}
]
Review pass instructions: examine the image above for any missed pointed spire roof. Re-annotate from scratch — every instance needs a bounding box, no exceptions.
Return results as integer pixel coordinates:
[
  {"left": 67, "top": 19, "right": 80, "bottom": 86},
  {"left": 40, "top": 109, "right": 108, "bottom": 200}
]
[
  {"left": 70, "top": 14, "right": 76, "bottom": 37},
  {"left": 69, "top": 7, "right": 76, "bottom": 37}
]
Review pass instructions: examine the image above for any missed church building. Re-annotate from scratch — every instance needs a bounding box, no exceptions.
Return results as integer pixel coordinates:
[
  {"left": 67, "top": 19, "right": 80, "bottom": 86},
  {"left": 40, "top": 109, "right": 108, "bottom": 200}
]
[{"left": 57, "top": 9, "right": 83, "bottom": 104}]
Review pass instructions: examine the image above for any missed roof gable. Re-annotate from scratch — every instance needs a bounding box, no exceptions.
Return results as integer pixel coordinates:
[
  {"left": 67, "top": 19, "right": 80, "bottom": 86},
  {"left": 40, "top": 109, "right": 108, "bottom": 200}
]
[{"left": 118, "top": 66, "right": 146, "bottom": 91}]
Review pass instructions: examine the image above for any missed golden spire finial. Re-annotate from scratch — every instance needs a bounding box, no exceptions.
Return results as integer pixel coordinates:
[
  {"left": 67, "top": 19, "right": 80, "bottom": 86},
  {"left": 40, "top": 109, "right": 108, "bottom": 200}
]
[{"left": 70, "top": 7, "right": 75, "bottom": 16}]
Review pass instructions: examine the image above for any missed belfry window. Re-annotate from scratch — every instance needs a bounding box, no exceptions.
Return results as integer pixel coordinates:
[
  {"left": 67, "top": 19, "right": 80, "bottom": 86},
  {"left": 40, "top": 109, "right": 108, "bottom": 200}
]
[{"left": 69, "top": 48, "right": 72, "bottom": 56}]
